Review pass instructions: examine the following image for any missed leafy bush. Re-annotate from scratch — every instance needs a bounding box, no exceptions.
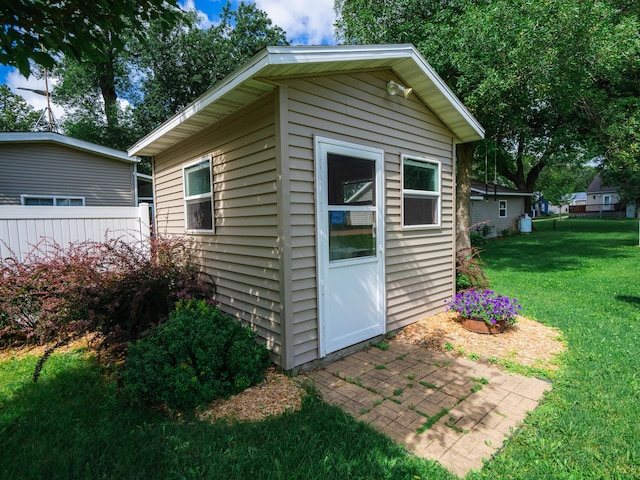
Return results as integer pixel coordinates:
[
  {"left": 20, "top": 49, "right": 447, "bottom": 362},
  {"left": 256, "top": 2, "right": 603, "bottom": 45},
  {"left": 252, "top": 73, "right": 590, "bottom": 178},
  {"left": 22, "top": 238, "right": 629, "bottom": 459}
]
[
  {"left": 481, "top": 224, "right": 493, "bottom": 236},
  {"left": 120, "top": 300, "right": 271, "bottom": 411},
  {"left": 455, "top": 247, "right": 488, "bottom": 292},
  {"left": 470, "top": 232, "right": 485, "bottom": 246},
  {"left": 0, "top": 236, "right": 214, "bottom": 355}
]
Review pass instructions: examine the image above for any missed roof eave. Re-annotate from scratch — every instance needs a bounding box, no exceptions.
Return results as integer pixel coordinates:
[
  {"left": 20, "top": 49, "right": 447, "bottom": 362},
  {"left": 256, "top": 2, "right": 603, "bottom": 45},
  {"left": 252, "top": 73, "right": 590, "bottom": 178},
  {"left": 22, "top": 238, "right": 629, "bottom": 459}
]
[
  {"left": 129, "top": 44, "right": 484, "bottom": 157},
  {"left": 0, "top": 132, "right": 139, "bottom": 163}
]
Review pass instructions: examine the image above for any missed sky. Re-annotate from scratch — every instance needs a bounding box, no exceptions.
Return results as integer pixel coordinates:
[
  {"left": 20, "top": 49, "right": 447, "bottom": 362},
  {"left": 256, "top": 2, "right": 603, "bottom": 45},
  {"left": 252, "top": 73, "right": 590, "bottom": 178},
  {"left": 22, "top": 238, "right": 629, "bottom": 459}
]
[{"left": 1, "top": 0, "right": 337, "bottom": 120}]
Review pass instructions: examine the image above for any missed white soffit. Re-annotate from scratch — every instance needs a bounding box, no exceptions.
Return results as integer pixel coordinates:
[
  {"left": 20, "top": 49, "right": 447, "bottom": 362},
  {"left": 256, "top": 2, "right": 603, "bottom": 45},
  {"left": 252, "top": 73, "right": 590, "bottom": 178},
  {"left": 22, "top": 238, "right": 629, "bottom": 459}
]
[{"left": 129, "top": 44, "right": 484, "bottom": 157}]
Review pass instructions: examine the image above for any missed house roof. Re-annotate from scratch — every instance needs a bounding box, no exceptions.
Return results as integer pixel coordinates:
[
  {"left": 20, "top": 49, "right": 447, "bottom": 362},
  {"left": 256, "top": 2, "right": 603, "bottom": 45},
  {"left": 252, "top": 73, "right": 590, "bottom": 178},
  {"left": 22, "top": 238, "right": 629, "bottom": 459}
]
[
  {"left": 471, "top": 179, "right": 532, "bottom": 197},
  {"left": 129, "top": 44, "right": 485, "bottom": 157},
  {"left": 0, "top": 132, "right": 139, "bottom": 164},
  {"left": 586, "top": 174, "right": 617, "bottom": 194}
]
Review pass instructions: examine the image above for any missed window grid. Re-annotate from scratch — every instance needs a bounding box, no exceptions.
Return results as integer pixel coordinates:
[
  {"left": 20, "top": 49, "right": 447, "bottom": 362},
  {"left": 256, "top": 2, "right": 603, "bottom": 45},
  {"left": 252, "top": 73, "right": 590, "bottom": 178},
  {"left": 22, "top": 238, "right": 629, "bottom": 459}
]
[{"left": 499, "top": 200, "right": 507, "bottom": 218}]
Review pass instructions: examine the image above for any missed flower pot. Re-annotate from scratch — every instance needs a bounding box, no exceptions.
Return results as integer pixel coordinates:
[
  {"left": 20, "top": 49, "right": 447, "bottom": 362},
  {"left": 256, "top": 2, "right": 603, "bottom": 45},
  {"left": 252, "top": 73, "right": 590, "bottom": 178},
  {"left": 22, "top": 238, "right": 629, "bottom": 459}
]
[{"left": 461, "top": 315, "right": 506, "bottom": 334}]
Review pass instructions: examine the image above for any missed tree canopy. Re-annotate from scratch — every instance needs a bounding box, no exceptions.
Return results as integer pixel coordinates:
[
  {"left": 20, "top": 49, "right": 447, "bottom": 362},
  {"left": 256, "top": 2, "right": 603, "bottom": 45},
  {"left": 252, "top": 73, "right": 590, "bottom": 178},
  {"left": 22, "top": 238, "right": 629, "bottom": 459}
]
[
  {"left": 336, "top": 0, "right": 640, "bottom": 241},
  {"left": 1, "top": 0, "right": 183, "bottom": 77},
  {"left": 45, "top": 2, "right": 288, "bottom": 152},
  {"left": 132, "top": 3, "right": 288, "bottom": 133},
  {"left": 0, "top": 84, "right": 41, "bottom": 131}
]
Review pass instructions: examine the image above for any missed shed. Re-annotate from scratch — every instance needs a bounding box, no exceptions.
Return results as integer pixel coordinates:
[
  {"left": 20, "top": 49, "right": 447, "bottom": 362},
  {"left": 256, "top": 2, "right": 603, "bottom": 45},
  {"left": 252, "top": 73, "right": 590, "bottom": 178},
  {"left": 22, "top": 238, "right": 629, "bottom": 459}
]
[
  {"left": 129, "top": 44, "right": 484, "bottom": 370},
  {"left": 0, "top": 132, "right": 144, "bottom": 206},
  {"left": 470, "top": 180, "right": 532, "bottom": 236}
]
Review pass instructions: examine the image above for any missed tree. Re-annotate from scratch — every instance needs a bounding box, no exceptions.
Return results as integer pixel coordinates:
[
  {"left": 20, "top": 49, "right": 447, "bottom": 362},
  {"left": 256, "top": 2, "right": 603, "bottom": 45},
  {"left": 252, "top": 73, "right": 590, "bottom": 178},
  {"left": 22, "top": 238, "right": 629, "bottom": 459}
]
[
  {"left": 48, "top": 2, "right": 288, "bottom": 153},
  {"left": 592, "top": 8, "right": 640, "bottom": 207},
  {"left": 600, "top": 100, "right": 640, "bottom": 206},
  {"left": 132, "top": 2, "right": 288, "bottom": 133},
  {"left": 1, "top": 0, "right": 182, "bottom": 77},
  {"left": 335, "top": 0, "right": 639, "bottom": 249},
  {"left": 536, "top": 165, "right": 595, "bottom": 217},
  {"left": 0, "top": 84, "right": 40, "bottom": 131}
]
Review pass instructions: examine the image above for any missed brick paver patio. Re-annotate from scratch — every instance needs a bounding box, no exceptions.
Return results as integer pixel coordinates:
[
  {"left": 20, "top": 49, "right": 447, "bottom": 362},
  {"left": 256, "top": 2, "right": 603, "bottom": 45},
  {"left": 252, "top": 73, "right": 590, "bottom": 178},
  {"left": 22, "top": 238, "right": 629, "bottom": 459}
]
[{"left": 306, "top": 340, "right": 551, "bottom": 477}]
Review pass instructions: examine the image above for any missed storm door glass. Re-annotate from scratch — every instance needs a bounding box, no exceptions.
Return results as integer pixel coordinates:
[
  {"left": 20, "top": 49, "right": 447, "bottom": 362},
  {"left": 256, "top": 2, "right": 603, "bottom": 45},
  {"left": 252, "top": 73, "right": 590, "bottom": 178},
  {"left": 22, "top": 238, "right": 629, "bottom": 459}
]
[{"left": 327, "top": 153, "right": 376, "bottom": 261}]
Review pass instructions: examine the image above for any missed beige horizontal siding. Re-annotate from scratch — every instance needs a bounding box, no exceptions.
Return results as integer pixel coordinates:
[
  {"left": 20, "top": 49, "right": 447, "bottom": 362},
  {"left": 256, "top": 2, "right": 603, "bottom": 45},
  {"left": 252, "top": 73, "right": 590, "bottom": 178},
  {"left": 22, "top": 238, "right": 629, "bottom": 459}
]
[
  {"left": 153, "top": 93, "right": 283, "bottom": 359},
  {"left": 0, "top": 143, "right": 134, "bottom": 206},
  {"left": 151, "top": 68, "right": 460, "bottom": 370},
  {"left": 280, "top": 69, "right": 456, "bottom": 367}
]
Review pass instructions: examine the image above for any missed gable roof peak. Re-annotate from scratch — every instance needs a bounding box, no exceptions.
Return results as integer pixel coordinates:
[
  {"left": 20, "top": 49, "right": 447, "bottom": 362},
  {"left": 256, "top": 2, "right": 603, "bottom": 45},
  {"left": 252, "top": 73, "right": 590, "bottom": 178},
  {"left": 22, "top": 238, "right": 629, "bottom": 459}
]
[{"left": 129, "top": 44, "right": 484, "bottom": 157}]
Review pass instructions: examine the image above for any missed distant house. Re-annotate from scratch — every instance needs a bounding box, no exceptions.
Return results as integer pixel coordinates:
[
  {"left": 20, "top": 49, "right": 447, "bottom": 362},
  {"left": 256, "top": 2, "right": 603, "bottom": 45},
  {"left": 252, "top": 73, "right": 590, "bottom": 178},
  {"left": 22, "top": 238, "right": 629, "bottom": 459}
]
[
  {"left": 129, "top": 44, "right": 484, "bottom": 370},
  {"left": 569, "top": 174, "right": 635, "bottom": 217},
  {"left": 585, "top": 174, "right": 621, "bottom": 215},
  {"left": 571, "top": 192, "right": 587, "bottom": 206},
  {"left": 470, "top": 179, "right": 532, "bottom": 236},
  {"left": 0, "top": 132, "right": 148, "bottom": 207}
]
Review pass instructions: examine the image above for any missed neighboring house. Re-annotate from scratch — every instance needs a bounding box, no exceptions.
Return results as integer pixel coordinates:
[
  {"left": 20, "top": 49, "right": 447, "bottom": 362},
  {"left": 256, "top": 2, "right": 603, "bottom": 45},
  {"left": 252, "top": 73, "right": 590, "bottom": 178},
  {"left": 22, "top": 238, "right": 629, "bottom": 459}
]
[
  {"left": 129, "top": 44, "right": 484, "bottom": 370},
  {"left": 569, "top": 175, "right": 638, "bottom": 217},
  {"left": 470, "top": 180, "right": 532, "bottom": 236},
  {"left": 570, "top": 192, "right": 587, "bottom": 206},
  {"left": 0, "top": 132, "right": 147, "bottom": 206},
  {"left": 582, "top": 174, "right": 624, "bottom": 216}
]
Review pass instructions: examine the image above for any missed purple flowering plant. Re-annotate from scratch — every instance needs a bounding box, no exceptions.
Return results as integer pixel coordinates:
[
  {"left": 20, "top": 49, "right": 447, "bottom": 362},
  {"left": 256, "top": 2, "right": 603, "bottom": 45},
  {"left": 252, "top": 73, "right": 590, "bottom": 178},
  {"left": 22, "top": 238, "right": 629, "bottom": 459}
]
[{"left": 446, "top": 289, "right": 521, "bottom": 326}]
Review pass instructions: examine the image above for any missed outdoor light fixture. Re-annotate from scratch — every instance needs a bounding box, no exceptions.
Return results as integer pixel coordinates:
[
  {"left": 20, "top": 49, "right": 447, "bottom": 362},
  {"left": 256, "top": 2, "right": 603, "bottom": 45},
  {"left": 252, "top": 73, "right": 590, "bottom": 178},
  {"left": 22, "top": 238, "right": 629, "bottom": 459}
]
[{"left": 387, "top": 80, "right": 413, "bottom": 98}]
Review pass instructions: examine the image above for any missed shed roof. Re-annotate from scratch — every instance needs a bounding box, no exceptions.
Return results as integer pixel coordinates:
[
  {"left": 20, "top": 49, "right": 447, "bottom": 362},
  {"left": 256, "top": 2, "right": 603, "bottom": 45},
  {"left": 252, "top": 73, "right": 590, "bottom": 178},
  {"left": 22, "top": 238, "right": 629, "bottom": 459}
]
[
  {"left": 471, "top": 179, "right": 532, "bottom": 197},
  {"left": 129, "top": 44, "right": 484, "bottom": 157},
  {"left": 0, "top": 132, "right": 139, "bottom": 163}
]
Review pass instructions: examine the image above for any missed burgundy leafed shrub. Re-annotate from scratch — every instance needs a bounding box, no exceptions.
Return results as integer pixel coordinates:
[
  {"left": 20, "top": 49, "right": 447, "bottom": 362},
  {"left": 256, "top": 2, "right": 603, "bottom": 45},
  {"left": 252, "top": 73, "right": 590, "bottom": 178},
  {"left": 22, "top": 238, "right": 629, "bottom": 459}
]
[
  {"left": 0, "top": 236, "right": 215, "bottom": 359},
  {"left": 455, "top": 247, "right": 488, "bottom": 292}
]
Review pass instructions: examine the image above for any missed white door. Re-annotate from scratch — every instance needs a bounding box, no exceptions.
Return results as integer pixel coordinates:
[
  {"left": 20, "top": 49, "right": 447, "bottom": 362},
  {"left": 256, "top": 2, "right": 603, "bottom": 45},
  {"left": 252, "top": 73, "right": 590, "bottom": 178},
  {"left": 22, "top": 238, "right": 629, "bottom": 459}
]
[
  {"left": 603, "top": 195, "right": 612, "bottom": 211},
  {"left": 315, "top": 137, "right": 385, "bottom": 356}
]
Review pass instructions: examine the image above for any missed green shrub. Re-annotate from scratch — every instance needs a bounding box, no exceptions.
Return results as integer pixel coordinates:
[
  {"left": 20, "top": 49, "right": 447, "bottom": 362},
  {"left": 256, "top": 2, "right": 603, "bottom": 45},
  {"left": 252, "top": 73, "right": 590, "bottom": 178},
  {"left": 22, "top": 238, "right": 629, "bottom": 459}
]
[
  {"left": 470, "top": 232, "right": 485, "bottom": 246},
  {"left": 456, "top": 273, "right": 473, "bottom": 291},
  {"left": 455, "top": 247, "right": 488, "bottom": 292},
  {"left": 120, "top": 300, "right": 271, "bottom": 411}
]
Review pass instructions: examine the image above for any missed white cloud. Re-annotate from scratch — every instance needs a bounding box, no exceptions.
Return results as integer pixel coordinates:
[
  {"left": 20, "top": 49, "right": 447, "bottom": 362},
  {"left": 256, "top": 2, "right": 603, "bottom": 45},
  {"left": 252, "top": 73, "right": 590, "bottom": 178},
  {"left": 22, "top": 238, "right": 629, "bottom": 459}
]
[
  {"left": 180, "top": 0, "right": 216, "bottom": 28},
  {"left": 254, "top": 0, "right": 337, "bottom": 45},
  {"left": 6, "top": 69, "right": 66, "bottom": 124}
]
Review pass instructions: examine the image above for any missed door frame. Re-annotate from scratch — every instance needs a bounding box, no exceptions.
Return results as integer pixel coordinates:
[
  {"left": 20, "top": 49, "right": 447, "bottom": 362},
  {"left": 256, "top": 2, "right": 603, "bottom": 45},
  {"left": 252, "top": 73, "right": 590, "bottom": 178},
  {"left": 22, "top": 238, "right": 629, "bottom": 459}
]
[{"left": 314, "top": 136, "right": 386, "bottom": 357}]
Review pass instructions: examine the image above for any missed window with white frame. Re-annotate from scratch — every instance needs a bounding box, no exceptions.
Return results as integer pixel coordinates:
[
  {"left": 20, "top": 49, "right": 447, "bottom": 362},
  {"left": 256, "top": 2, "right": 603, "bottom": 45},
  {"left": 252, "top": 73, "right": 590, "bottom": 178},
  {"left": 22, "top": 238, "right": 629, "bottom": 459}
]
[
  {"left": 499, "top": 200, "right": 507, "bottom": 218},
  {"left": 402, "top": 156, "right": 441, "bottom": 227},
  {"left": 183, "top": 158, "right": 213, "bottom": 232},
  {"left": 21, "top": 195, "right": 85, "bottom": 206}
]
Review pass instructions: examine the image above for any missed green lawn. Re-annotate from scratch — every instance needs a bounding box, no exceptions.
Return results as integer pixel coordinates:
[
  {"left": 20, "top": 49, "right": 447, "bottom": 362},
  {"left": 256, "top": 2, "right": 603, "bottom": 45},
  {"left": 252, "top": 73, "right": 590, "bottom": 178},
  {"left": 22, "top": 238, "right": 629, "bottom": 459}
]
[
  {"left": 1, "top": 218, "right": 639, "bottom": 479},
  {"left": 469, "top": 218, "right": 640, "bottom": 479}
]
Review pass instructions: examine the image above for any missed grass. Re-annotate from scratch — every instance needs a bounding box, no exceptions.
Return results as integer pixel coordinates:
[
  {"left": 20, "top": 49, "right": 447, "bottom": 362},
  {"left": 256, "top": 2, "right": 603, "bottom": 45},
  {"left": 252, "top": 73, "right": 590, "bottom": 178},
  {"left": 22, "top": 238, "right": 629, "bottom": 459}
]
[
  {"left": 0, "top": 353, "right": 456, "bottom": 479},
  {"left": 468, "top": 218, "right": 640, "bottom": 479},
  {"left": 1, "top": 217, "right": 639, "bottom": 478}
]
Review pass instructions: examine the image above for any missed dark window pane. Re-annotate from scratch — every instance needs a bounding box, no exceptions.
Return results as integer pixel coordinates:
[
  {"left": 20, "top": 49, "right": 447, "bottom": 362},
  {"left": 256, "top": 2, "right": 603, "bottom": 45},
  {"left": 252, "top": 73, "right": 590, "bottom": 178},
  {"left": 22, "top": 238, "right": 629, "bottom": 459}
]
[
  {"left": 404, "top": 196, "right": 437, "bottom": 225},
  {"left": 327, "top": 153, "right": 375, "bottom": 206},
  {"left": 24, "top": 197, "right": 54, "bottom": 206},
  {"left": 185, "top": 162, "right": 211, "bottom": 197},
  {"left": 404, "top": 159, "right": 438, "bottom": 191},
  {"left": 186, "top": 198, "right": 213, "bottom": 230}
]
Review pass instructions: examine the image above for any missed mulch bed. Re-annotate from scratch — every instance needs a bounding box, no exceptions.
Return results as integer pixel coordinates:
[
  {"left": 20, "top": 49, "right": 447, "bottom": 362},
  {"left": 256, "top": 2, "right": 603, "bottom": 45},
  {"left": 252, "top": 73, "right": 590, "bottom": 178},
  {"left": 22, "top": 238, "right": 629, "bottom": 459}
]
[
  {"left": 199, "top": 312, "right": 565, "bottom": 422},
  {"left": 2, "top": 312, "right": 565, "bottom": 422}
]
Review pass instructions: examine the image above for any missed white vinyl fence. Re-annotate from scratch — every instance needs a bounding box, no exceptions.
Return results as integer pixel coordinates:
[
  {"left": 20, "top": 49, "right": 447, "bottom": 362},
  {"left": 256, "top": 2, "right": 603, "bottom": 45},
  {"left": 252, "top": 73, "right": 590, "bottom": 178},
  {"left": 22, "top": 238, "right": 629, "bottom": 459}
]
[{"left": 0, "top": 204, "right": 151, "bottom": 262}]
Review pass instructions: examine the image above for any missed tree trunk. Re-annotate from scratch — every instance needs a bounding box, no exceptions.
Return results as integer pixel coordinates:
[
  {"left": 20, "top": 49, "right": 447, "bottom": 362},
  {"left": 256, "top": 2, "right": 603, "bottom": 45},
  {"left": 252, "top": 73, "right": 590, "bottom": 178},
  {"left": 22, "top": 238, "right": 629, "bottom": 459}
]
[
  {"left": 456, "top": 142, "right": 474, "bottom": 252},
  {"left": 99, "top": 57, "right": 118, "bottom": 130}
]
